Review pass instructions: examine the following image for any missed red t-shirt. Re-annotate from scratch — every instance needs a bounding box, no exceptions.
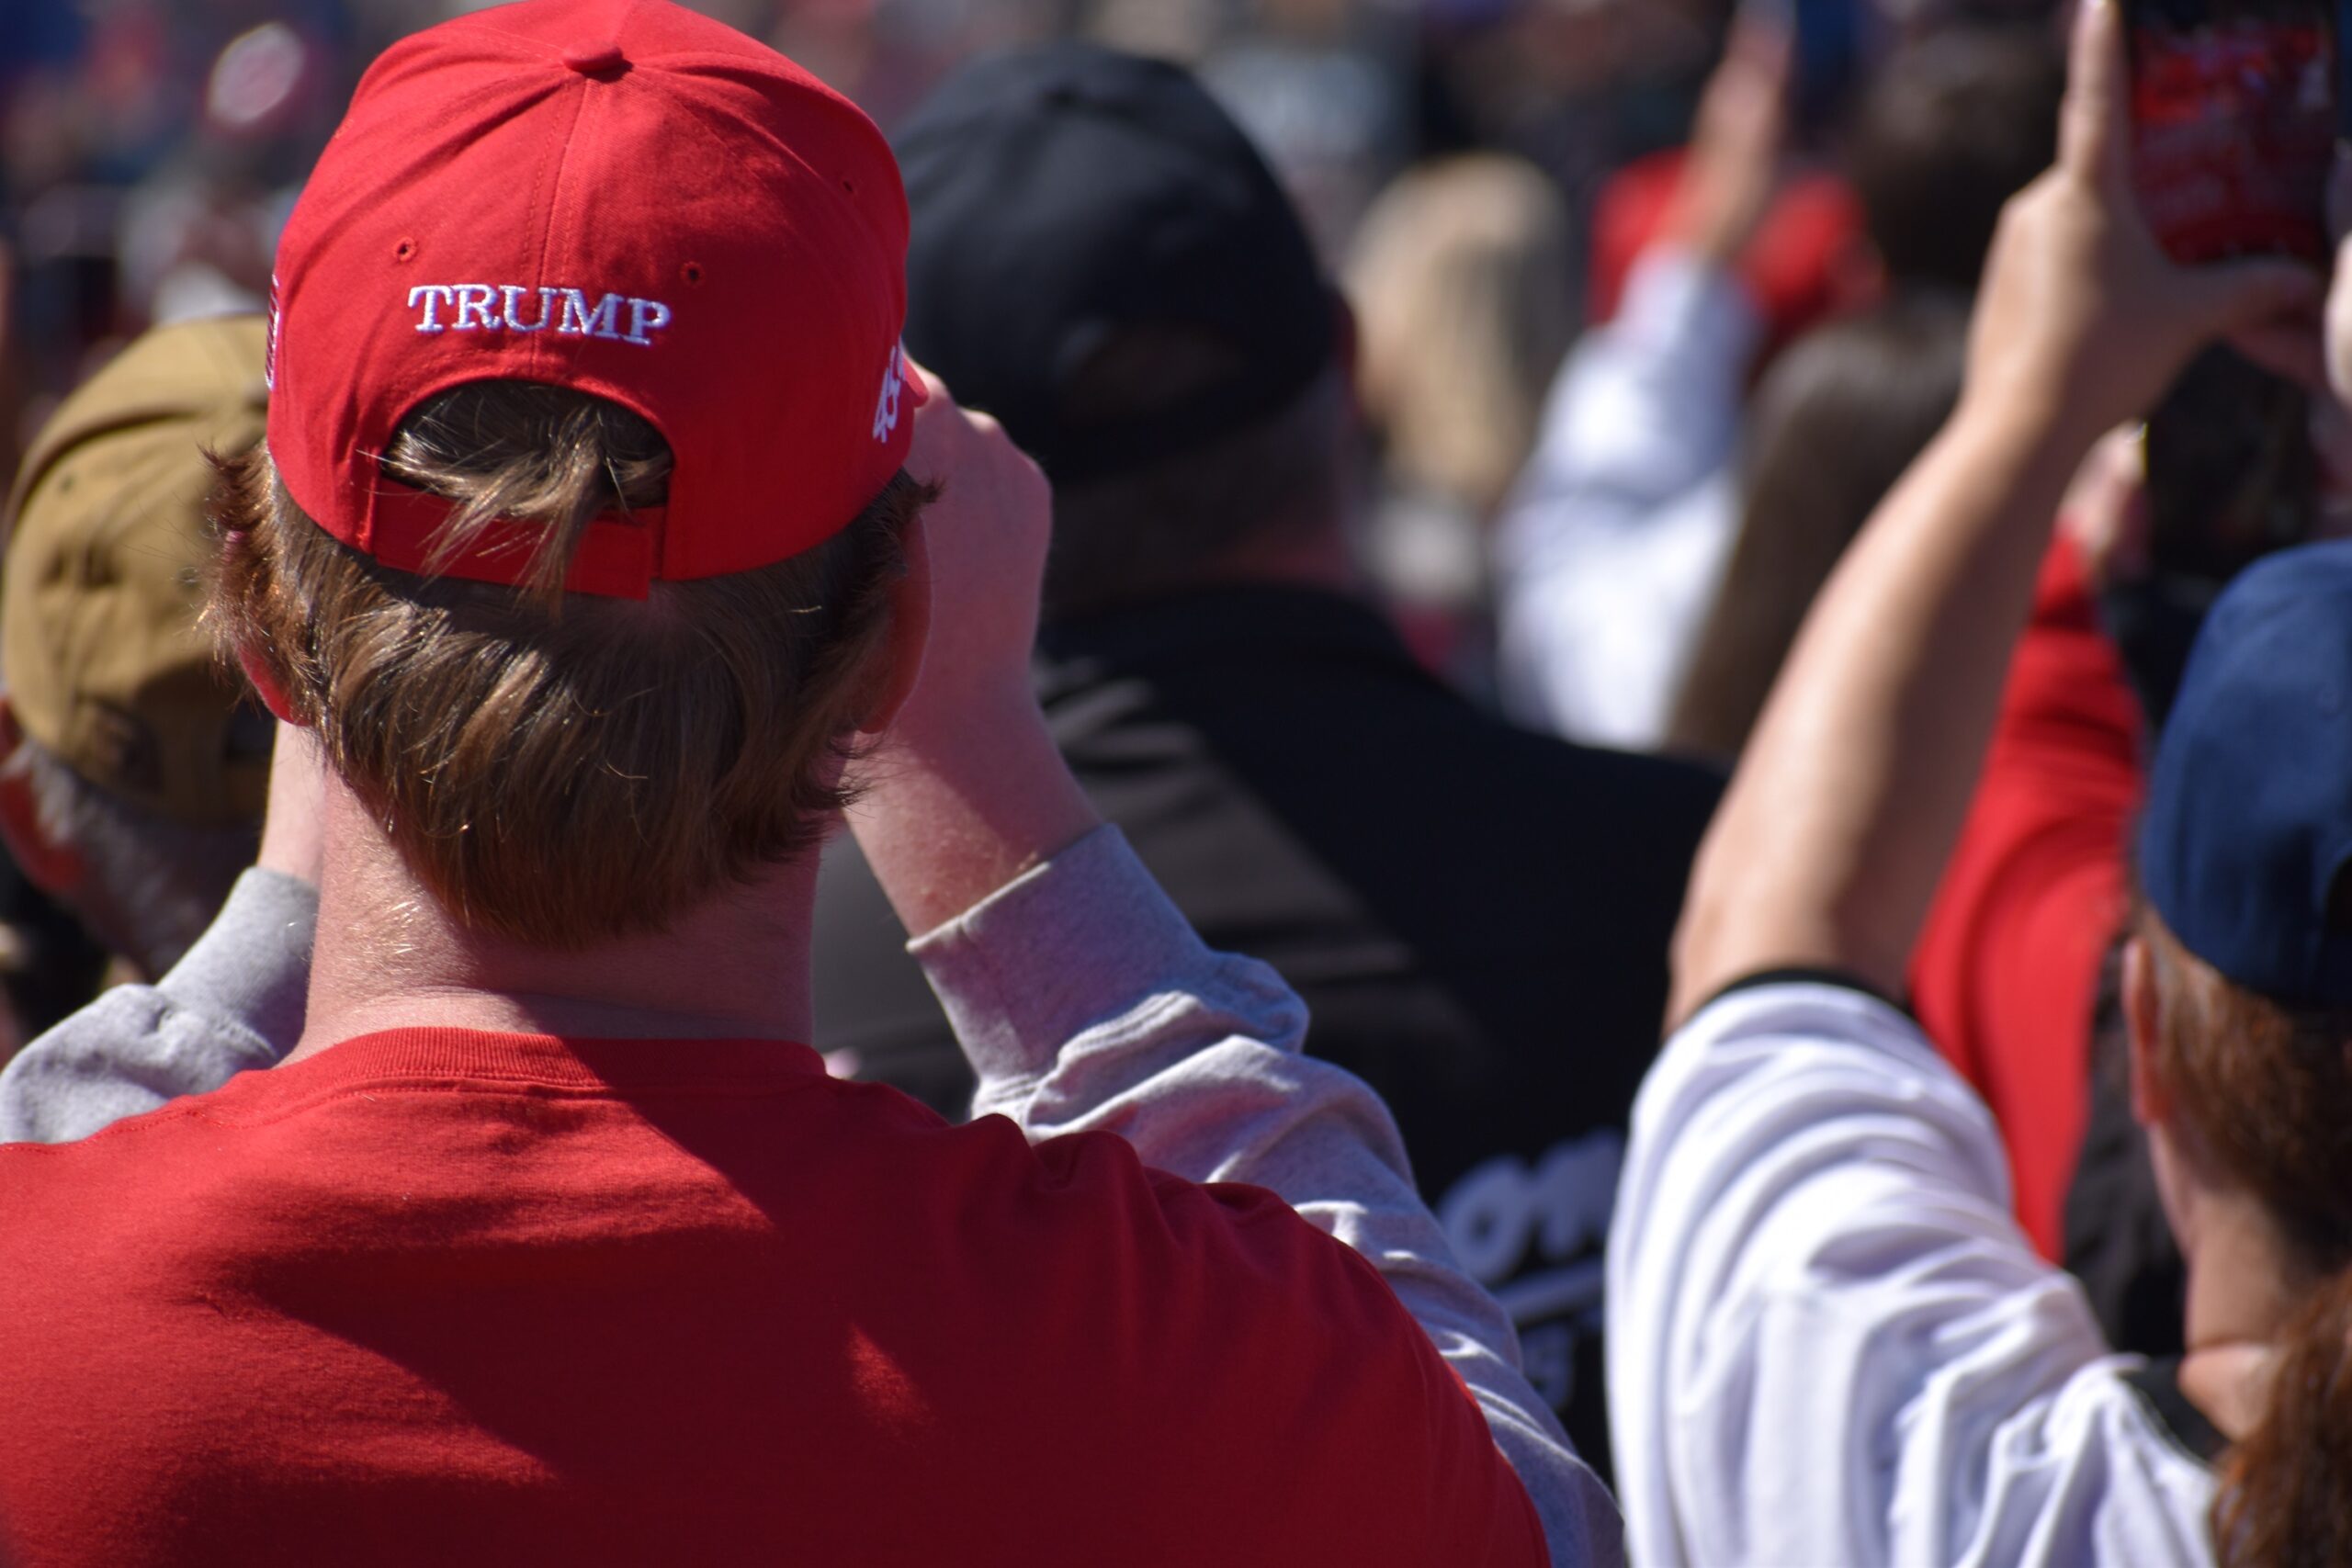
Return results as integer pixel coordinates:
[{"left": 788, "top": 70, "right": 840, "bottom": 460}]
[
  {"left": 1911, "top": 537, "right": 2142, "bottom": 1259},
  {"left": 0, "top": 1028, "right": 1544, "bottom": 1565}
]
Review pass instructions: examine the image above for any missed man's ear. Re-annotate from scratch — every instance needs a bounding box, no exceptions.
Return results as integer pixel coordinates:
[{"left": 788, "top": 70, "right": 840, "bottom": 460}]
[
  {"left": 0, "top": 696, "right": 85, "bottom": 897},
  {"left": 2122, "top": 932, "right": 2172, "bottom": 1129},
  {"left": 855, "top": 513, "right": 933, "bottom": 738},
  {"left": 236, "top": 644, "right": 303, "bottom": 726}
]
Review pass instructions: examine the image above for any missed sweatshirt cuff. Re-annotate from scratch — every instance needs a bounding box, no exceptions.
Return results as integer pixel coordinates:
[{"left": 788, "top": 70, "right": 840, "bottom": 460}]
[
  {"left": 909, "top": 825, "right": 1213, "bottom": 1084},
  {"left": 156, "top": 867, "right": 317, "bottom": 1062}
]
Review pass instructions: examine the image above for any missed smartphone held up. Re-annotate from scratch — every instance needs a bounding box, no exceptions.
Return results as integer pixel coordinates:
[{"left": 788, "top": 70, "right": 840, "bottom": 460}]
[
  {"left": 2127, "top": 0, "right": 2340, "bottom": 264},
  {"left": 2125, "top": 0, "right": 2345, "bottom": 587}
]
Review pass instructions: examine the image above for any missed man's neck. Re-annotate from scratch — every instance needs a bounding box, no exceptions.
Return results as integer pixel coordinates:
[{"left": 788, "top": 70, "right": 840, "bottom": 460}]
[
  {"left": 286, "top": 778, "right": 820, "bottom": 1065},
  {"left": 1062, "top": 516, "right": 1366, "bottom": 621},
  {"left": 2177, "top": 1179, "right": 2305, "bottom": 1441}
]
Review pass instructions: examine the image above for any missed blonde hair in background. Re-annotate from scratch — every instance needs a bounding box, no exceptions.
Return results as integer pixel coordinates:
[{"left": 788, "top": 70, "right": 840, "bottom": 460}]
[
  {"left": 212, "top": 382, "right": 931, "bottom": 950},
  {"left": 1345, "top": 153, "right": 1576, "bottom": 517}
]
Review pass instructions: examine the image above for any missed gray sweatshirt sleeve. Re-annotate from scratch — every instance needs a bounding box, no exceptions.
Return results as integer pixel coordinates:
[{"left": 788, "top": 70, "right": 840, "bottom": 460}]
[
  {"left": 910, "top": 825, "right": 1623, "bottom": 1568},
  {"left": 0, "top": 868, "right": 316, "bottom": 1145}
]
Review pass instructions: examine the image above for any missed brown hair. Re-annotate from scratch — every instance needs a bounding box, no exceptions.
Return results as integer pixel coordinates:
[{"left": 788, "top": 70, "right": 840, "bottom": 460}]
[
  {"left": 1668, "top": 294, "right": 1966, "bottom": 761},
  {"left": 2138, "top": 910, "right": 2352, "bottom": 1565},
  {"left": 213, "top": 379, "right": 933, "bottom": 949},
  {"left": 1849, "top": 24, "right": 2064, "bottom": 295}
]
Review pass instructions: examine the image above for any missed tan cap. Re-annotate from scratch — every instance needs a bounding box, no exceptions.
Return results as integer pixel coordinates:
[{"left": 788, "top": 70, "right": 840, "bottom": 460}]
[{"left": 3, "top": 314, "right": 273, "bottom": 828}]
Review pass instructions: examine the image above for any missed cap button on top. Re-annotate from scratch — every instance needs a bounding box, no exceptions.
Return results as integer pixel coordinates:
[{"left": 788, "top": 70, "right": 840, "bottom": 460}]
[{"left": 562, "top": 41, "right": 627, "bottom": 75}]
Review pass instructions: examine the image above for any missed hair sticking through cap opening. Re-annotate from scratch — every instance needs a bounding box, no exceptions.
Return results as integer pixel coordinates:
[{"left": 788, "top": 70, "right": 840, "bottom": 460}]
[{"left": 381, "top": 382, "right": 672, "bottom": 609}]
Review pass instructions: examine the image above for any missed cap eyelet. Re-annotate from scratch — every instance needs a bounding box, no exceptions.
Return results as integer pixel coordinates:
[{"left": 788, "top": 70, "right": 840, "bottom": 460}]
[
  {"left": 681, "top": 261, "right": 705, "bottom": 285},
  {"left": 841, "top": 177, "right": 856, "bottom": 196},
  {"left": 394, "top": 237, "right": 417, "bottom": 263}
]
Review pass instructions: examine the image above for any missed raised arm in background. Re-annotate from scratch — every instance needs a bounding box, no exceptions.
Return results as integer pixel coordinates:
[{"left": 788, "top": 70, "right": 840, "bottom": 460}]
[
  {"left": 1492, "top": 25, "right": 1785, "bottom": 750},
  {"left": 1668, "top": 0, "right": 2314, "bottom": 1014}
]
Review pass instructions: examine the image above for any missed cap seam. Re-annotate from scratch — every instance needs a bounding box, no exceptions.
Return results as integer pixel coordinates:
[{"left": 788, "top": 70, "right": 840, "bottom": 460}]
[{"left": 522, "top": 78, "right": 594, "bottom": 388}]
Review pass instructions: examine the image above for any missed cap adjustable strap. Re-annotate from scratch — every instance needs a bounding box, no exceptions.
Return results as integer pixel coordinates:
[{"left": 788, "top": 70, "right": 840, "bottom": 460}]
[{"left": 364, "top": 483, "right": 664, "bottom": 599}]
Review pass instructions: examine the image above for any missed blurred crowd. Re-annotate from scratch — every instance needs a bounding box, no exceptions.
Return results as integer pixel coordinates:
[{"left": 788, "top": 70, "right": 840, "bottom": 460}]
[
  {"left": 0, "top": 0, "right": 2037, "bottom": 508},
  {"left": 0, "top": 0, "right": 2083, "bottom": 1042}
]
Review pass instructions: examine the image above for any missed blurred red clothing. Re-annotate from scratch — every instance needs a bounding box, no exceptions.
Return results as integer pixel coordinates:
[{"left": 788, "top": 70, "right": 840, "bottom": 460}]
[
  {"left": 1912, "top": 536, "right": 2143, "bottom": 1259},
  {"left": 1585, "top": 148, "right": 1870, "bottom": 367}
]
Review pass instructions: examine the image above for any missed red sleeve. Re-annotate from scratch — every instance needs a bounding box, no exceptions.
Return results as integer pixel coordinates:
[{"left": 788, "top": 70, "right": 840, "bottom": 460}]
[{"left": 1910, "top": 535, "right": 2142, "bottom": 1259}]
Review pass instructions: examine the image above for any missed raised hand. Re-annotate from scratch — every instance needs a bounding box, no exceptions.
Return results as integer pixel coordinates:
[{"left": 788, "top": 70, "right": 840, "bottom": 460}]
[
  {"left": 847, "top": 367, "right": 1100, "bottom": 936},
  {"left": 887, "top": 366, "right": 1054, "bottom": 723},
  {"left": 1962, "top": 0, "right": 2318, "bottom": 452},
  {"left": 1660, "top": 15, "right": 1794, "bottom": 269}
]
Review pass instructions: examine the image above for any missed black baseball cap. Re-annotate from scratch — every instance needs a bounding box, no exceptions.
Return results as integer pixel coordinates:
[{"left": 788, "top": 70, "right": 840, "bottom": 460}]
[{"left": 892, "top": 43, "right": 1337, "bottom": 484}]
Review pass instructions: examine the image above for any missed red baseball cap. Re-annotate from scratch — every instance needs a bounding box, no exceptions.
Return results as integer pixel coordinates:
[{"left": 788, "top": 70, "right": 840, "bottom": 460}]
[{"left": 266, "top": 0, "right": 922, "bottom": 598}]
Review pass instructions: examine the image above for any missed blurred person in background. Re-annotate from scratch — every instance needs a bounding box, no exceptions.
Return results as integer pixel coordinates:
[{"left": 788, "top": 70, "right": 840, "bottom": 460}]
[
  {"left": 3, "top": 1, "right": 342, "bottom": 464},
  {"left": 0, "top": 312, "right": 282, "bottom": 1105},
  {"left": 1496, "top": 16, "right": 2061, "bottom": 751},
  {"left": 0, "top": 314, "right": 272, "bottom": 989},
  {"left": 1608, "top": 2, "right": 2340, "bottom": 1553},
  {"left": 0, "top": 231, "right": 107, "bottom": 1064},
  {"left": 1191, "top": 0, "right": 1417, "bottom": 259},
  {"left": 1346, "top": 151, "right": 1577, "bottom": 684},
  {"left": 813, "top": 41, "right": 1722, "bottom": 1478},
  {"left": 1492, "top": 21, "right": 1794, "bottom": 752},
  {"left": 1665, "top": 292, "right": 1967, "bottom": 760},
  {"left": 1846, "top": 19, "right": 2068, "bottom": 295}
]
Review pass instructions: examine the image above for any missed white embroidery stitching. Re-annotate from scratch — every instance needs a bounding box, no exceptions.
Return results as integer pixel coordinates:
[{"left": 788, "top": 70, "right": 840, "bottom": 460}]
[
  {"left": 872, "top": 344, "right": 908, "bottom": 443},
  {"left": 404, "top": 283, "right": 672, "bottom": 345},
  {"left": 266, "top": 274, "right": 283, "bottom": 389}
]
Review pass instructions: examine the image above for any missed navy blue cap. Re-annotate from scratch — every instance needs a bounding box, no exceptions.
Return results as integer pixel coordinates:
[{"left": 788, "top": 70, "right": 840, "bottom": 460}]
[
  {"left": 2140, "top": 538, "right": 2352, "bottom": 1006},
  {"left": 891, "top": 43, "right": 1336, "bottom": 484}
]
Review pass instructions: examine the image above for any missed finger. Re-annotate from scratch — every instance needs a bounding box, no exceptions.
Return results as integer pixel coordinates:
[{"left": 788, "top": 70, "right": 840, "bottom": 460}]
[
  {"left": 2059, "top": 0, "right": 2130, "bottom": 195},
  {"left": 2187, "top": 255, "right": 2324, "bottom": 341},
  {"left": 1727, "top": 8, "right": 1794, "bottom": 89},
  {"left": 2330, "top": 236, "right": 2352, "bottom": 406},
  {"left": 2196, "top": 254, "right": 2325, "bottom": 385},
  {"left": 2232, "top": 324, "right": 2329, "bottom": 391},
  {"left": 904, "top": 355, "right": 953, "bottom": 408}
]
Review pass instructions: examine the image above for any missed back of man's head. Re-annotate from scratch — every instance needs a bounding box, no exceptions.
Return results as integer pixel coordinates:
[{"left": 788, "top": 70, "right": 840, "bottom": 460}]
[
  {"left": 893, "top": 45, "right": 1345, "bottom": 619},
  {"left": 1, "top": 314, "right": 277, "bottom": 974},
  {"left": 2129, "top": 539, "right": 2352, "bottom": 1565},
  {"left": 219, "top": 0, "right": 928, "bottom": 951},
  {"left": 1849, "top": 24, "right": 2064, "bottom": 295}
]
